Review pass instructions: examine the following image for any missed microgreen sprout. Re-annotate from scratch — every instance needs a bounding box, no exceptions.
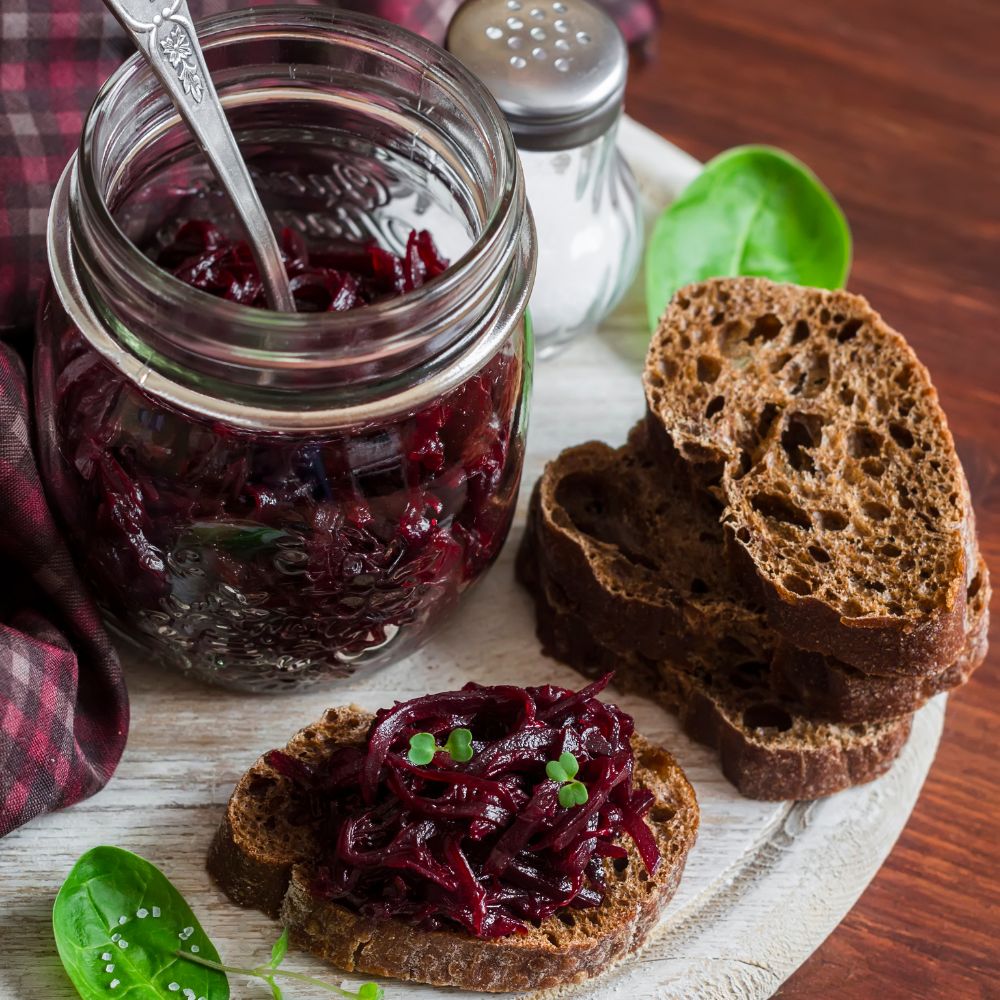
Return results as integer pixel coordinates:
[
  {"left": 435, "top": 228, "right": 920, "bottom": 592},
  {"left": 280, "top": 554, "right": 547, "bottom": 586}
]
[
  {"left": 407, "top": 727, "right": 474, "bottom": 766},
  {"left": 177, "top": 927, "right": 384, "bottom": 999},
  {"left": 546, "top": 752, "right": 589, "bottom": 808}
]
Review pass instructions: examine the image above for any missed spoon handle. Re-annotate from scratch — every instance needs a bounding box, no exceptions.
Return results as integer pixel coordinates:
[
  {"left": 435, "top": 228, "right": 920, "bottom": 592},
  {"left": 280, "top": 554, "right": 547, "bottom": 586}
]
[{"left": 108, "top": 0, "right": 296, "bottom": 312}]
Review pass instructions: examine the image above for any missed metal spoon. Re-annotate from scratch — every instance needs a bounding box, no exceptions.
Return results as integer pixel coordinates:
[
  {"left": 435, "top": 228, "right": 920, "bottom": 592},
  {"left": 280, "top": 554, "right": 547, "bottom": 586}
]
[{"left": 106, "top": 0, "right": 296, "bottom": 312}]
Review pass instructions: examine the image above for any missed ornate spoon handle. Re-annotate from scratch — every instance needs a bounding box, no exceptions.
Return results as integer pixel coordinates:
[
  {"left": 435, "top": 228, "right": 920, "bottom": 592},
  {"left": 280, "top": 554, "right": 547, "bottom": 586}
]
[{"left": 106, "top": 0, "right": 296, "bottom": 312}]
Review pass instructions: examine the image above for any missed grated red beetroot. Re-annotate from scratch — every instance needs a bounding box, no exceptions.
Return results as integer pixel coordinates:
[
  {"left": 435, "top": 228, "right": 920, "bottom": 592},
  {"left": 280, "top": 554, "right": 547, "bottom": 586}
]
[
  {"left": 156, "top": 220, "right": 449, "bottom": 311},
  {"left": 265, "top": 674, "right": 661, "bottom": 938}
]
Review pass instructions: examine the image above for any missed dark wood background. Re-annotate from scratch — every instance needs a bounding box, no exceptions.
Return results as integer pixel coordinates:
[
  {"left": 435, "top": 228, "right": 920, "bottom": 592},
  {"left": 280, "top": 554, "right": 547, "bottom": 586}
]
[{"left": 626, "top": 0, "right": 999, "bottom": 995}]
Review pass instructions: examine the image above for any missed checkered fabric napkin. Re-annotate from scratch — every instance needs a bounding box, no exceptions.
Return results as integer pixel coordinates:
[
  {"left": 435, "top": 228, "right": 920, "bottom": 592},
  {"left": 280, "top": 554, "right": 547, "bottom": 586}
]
[
  {"left": 0, "top": 343, "right": 128, "bottom": 837},
  {"left": 0, "top": 0, "right": 656, "bottom": 838}
]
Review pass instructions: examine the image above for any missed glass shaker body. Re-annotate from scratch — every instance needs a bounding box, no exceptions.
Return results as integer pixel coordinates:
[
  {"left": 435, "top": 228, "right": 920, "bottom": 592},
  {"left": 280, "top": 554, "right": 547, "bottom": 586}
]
[
  {"left": 521, "top": 119, "right": 642, "bottom": 356},
  {"left": 446, "top": 0, "right": 639, "bottom": 357}
]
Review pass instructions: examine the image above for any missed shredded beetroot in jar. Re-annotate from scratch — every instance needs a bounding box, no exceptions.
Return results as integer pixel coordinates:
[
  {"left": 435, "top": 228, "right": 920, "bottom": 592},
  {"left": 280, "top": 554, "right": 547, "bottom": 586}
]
[
  {"left": 44, "top": 222, "right": 526, "bottom": 686},
  {"left": 266, "top": 674, "right": 661, "bottom": 938},
  {"left": 155, "top": 220, "right": 449, "bottom": 311}
]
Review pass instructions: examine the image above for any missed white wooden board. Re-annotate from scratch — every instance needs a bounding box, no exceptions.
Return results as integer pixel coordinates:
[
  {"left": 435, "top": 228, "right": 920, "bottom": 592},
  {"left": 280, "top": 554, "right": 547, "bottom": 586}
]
[{"left": 0, "top": 118, "right": 942, "bottom": 1000}]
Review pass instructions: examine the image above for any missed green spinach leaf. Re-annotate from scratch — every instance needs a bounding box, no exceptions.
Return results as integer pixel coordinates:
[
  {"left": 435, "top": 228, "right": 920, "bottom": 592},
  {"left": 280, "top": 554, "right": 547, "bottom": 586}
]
[
  {"left": 53, "top": 846, "right": 229, "bottom": 1000},
  {"left": 645, "top": 145, "right": 851, "bottom": 329},
  {"left": 55, "top": 847, "right": 384, "bottom": 1000}
]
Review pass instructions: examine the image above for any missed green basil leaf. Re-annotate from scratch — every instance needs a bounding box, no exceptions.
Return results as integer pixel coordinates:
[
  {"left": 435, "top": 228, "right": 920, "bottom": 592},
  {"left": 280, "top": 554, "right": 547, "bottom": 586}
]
[
  {"left": 269, "top": 927, "right": 289, "bottom": 969},
  {"left": 645, "top": 145, "right": 851, "bottom": 330},
  {"left": 53, "top": 846, "right": 229, "bottom": 1000}
]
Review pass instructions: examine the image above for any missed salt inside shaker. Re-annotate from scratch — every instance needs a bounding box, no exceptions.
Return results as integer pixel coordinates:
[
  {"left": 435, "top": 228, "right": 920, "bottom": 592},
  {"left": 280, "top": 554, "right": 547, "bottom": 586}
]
[{"left": 447, "top": 0, "right": 642, "bottom": 357}]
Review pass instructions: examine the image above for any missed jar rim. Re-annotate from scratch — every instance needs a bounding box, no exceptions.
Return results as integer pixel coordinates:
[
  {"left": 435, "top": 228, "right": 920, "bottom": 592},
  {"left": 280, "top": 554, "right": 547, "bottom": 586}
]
[
  {"left": 49, "top": 159, "right": 535, "bottom": 430},
  {"left": 58, "top": 6, "right": 533, "bottom": 411}
]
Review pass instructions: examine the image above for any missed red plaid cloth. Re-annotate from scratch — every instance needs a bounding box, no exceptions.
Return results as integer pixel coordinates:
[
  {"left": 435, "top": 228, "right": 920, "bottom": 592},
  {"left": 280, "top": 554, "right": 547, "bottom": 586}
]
[
  {"left": 0, "top": 0, "right": 656, "bottom": 837},
  {"left": 0, "top": 344, "right": 128, "bottom": 837}
]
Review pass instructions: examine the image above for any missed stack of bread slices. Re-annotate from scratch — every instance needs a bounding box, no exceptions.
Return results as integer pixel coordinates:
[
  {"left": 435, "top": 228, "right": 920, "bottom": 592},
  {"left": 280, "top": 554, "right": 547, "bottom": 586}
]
[{"left": 518, "top": 277, "right": 990, "bottom": 799}]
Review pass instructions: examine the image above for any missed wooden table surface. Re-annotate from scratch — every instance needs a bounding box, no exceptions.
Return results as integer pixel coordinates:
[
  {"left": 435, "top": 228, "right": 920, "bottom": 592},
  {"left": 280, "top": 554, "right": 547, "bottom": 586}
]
[{"left": 625, "top": 1, "right": 999, "bottom": 996}]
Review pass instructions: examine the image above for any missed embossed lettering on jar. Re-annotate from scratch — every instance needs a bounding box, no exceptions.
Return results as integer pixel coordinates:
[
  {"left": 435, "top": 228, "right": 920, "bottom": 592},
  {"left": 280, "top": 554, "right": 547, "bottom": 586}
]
[{"left": 35, "top": 10, "right": 536, "bottom": 691}]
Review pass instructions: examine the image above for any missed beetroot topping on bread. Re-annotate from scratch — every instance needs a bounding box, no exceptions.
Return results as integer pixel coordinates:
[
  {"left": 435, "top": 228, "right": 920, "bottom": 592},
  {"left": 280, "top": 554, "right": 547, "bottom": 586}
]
[
  {"left": 210, "top": 697, "right": 698, "bottom": 992},
  {"left": 259, "top": 676, "right": 663, "bottom": 940}
]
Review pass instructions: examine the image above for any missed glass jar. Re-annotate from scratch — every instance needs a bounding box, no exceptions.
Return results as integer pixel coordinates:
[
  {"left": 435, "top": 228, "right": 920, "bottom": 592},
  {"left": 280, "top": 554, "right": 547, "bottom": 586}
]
[{"left": 35, "top": 8, "right": 535, "bottom": 692}]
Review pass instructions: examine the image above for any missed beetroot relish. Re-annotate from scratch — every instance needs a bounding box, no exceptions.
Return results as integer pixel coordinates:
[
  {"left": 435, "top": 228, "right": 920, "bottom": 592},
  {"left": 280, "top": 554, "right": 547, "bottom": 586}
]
[
  {"left": 155, "top": 220, "right": 450, "bottom": 312},
  {"left": 266, "top": 674, "right": 661, "bottom": 939},
  {"left": 44, "top": 223, "right": 525, "bottom": 685}
]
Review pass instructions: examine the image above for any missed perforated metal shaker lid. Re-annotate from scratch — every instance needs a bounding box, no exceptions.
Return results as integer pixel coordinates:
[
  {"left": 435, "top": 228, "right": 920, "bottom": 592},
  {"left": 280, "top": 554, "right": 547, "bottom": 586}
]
[{"left": 446, "top": 0, "right": 628, "bottom": 152}]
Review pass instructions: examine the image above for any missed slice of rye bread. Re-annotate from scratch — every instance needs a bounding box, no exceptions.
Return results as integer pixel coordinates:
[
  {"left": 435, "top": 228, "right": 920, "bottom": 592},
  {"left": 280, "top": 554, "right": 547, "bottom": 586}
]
[
  {"left": 520, "top": 427, "right": 773, "bottom": 667},
  {"left": 642, "top": 277, "right": 975, "bottom": 676},
  {"left": 517, "top": 426, "right": 989, "bottom": 722},
  {"left": 519, "top": 547, "right": 914, "bottom": 801},
  {"left": 208, "top": 707, "right": 699, "bottom": 994}
]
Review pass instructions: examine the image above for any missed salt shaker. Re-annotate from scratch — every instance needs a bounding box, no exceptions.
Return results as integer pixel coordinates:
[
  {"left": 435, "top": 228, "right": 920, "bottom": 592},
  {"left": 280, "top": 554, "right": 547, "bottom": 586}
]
[{"left": 447, "top": 0, "right": 642, "bottom": 357}]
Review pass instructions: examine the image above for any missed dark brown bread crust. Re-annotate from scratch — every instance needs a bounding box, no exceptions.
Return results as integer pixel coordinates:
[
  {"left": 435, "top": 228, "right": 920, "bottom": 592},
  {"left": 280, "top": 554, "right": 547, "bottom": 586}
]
[
  {"left": 643, "top": 278, "right": 971, "bottom": 675},
  {"left": 520, "top": 549, "right": 913, "bottom": 801},
  {"left": 207, "top": 707, "right": 372, "bottom": 919},
  {"left": 722, "top": 525, "right": 966, "bottom": 678},
  {"left": 519, "top": 431, "right": 987, "bottom": 722},
  {"left": 522, "top": 429, "right": 771, "bottom": 666},
  {"left": 772, "top": 555, "right": 989, "bottom": 722},
  {"left": 208, "top": 707, "right": 699, "bottom": 993}
]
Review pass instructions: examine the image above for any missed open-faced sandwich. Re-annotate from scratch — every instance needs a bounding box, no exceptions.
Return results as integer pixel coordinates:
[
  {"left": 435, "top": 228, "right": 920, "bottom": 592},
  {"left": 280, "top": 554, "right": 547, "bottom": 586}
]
[{"left": 208, "top": 675, "right": 699, "bottom": 992}]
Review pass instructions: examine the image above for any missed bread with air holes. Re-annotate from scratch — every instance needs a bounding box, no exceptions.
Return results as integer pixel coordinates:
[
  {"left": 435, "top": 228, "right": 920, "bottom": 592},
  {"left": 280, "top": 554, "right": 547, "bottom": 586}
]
[
  {"left": 643, "top": 277, "right": 974, "bottom": 675},
  {"left": 518, "top": 535, "right": 915, "bottom": 801},
  {"left": 518, "top": 423, "right": 988, "bottom": 727}
]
